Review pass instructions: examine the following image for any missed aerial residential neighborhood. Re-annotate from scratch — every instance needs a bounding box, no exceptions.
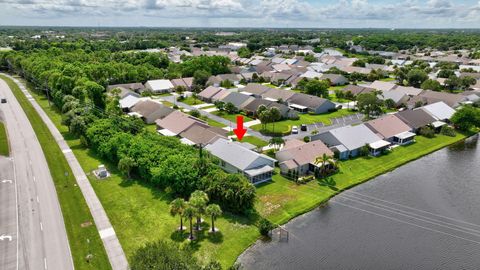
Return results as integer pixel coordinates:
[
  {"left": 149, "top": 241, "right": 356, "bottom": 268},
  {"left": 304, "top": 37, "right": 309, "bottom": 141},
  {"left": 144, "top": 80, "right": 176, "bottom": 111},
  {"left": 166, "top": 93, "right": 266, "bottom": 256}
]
[{"left": 1, "top": 1, "right": 480, "bottom": 270}]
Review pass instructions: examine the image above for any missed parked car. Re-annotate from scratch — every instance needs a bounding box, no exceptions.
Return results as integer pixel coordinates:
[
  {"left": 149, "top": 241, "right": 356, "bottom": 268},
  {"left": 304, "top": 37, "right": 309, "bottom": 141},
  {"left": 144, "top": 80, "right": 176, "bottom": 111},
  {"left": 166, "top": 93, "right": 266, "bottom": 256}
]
[
  {"left": 1, "top": 98, "right": 6, "bottom": 103},
  {"left": 292, "top": 125, "right": 299, "bottom": 134},
  {"left": 301, "top": 124, "right": 307, "bottom": 131}
]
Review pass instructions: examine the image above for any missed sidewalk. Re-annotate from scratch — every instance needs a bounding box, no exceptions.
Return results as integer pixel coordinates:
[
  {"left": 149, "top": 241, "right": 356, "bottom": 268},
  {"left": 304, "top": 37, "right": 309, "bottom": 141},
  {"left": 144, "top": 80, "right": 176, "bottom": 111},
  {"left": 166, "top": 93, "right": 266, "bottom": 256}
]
[{"left": 4, "top": 74, "right": 129, "bottom": 270}]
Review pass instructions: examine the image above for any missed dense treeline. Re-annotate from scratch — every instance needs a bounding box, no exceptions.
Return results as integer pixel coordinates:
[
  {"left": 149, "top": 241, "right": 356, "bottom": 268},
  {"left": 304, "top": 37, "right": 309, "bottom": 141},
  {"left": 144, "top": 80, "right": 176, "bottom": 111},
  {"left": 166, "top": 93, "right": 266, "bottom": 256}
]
[
  {"left": 0, "top": 48, "right": 230, "bottom": 109},
  {"left": 85, "top": 117, "right": 256, "bottom": 213}
]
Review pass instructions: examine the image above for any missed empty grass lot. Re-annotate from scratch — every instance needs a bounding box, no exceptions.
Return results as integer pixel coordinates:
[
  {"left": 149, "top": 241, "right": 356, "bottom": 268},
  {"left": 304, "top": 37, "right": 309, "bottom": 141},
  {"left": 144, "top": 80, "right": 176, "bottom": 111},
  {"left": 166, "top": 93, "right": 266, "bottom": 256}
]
[
  {"left": 180, "top": 96, "right": 204, "bottom": 106},
  {"left": 233, "top": 136, "right": 269, "bottom": 148},
  {"left": 212, "top": 111, "right": 254, "bottom": 123},
  {"left": 0, "top": 121, "right": 9, "bottom": 156},
  {"left": 251, "top": 109, "right": 357, "bottom": 135},
  {"left": 0, "top": 75, "right": 111, "bottom": 270}
]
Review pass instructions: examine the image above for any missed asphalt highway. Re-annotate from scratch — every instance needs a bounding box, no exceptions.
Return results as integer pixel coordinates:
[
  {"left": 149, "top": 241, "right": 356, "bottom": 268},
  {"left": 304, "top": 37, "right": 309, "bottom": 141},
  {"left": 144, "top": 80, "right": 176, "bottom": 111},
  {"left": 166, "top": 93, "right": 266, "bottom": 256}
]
[{"left": 0, "top": 79, "right": 74, "bottom": 270}]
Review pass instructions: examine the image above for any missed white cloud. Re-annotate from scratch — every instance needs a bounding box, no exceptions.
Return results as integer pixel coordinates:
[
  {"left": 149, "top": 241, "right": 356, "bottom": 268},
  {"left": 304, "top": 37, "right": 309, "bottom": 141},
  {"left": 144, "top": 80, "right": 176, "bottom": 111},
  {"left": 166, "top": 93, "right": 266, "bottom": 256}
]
[{"left": 0, "top": 0, "right": 479, "bottom": 27}]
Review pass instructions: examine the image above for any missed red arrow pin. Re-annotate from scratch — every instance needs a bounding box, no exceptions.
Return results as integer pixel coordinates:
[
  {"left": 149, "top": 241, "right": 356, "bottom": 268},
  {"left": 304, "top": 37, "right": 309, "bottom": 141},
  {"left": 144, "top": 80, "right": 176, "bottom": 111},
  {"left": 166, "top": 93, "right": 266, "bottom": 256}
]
[{"left": 233, "top": 115, "right": 247, "bottom": 141}]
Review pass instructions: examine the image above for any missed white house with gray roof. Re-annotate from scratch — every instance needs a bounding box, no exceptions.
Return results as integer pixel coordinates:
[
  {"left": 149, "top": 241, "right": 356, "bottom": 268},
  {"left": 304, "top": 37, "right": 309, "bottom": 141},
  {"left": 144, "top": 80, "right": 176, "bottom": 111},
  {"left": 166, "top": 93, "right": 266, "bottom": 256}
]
[
  {"left": 205, "top": 138, "right": 276, "bottom": 184},
  {"left": 312, "top": 124, "right": 387, "bottom": 159}
]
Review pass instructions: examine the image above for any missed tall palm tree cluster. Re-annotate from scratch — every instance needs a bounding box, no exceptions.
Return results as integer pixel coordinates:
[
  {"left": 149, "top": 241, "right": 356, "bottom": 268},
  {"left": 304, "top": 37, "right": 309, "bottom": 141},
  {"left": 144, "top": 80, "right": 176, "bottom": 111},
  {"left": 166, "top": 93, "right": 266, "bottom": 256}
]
[
  {"left": 169, "top": 190, "right": 222, "bottom": 241},
  {"left": 256, "top": 105, "right": 281, "bottom": 133}
]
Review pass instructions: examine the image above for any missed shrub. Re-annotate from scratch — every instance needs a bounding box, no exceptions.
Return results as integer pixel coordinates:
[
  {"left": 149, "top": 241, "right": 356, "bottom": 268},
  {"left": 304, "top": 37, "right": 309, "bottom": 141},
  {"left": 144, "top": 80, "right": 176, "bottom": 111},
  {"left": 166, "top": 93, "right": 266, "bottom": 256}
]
[
  {"left": 419, "top": 126, "right": 435, "bottom": 138},
  {"left": 258, "top": 218, "right": 276, "bottom": 237},
  {"left": 303, "top": 136, "right": 310, "bottom": 142},
  {"left": 189, "top": 109, "right": 201, "bottom": 118},
  {"left": 440, "top": 125, "right": 456, "bottom": 137}
]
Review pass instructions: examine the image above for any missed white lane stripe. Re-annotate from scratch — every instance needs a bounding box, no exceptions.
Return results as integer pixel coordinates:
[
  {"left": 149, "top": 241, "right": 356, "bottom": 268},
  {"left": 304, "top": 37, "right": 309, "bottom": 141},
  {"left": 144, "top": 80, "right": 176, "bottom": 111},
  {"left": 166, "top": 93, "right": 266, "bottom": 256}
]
[
  {"left": 33, "top": 176, "right": 36, "bottom": 182},
  {"left": 44, "top": 258, "right": 47, "bottom": 269},
  {"left": 36, "top": 196, "right": 39, "bottom": 203},
  {"left": 40, "top": 222, "right": 43, "bottom": 231}
]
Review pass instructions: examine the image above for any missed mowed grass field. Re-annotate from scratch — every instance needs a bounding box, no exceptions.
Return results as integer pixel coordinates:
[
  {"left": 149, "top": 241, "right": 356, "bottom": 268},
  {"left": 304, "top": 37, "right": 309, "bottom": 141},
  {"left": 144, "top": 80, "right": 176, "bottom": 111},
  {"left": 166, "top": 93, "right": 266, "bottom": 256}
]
[
  {"left": 0, "top": 75, "right": 111, "bottom": 270},
  {"left": 0, "top": 121, "right": 9, "bottom": 156},
  {"left": 19, "top": 74, "right": 470, "bottom": 267}
]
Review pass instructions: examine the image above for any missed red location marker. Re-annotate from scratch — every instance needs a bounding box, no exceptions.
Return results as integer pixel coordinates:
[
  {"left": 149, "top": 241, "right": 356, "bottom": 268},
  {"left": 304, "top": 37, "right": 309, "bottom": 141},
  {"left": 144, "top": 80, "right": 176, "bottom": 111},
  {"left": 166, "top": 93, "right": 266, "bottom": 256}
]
[{"left": 233, "top": 115, "right": 247, "bottom": 141}]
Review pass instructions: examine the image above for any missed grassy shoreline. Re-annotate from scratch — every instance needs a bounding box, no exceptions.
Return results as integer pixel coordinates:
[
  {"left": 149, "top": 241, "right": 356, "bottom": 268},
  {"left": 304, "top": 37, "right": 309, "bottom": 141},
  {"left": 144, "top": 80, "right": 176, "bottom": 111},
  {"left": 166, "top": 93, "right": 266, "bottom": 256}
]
[
  {"left": 11, "top": 73, "right": 472, "bottom": 268},
  {"left": 0, "top": 75, "right": 112, "bottom": 269}
]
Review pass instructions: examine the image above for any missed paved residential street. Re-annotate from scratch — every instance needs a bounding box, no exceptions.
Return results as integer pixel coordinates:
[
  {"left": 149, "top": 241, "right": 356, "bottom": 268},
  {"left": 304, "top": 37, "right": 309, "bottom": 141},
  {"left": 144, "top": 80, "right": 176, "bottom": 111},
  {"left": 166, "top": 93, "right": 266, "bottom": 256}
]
[{"left": 0, "top": 79, "right": 74, "bottom": 270}]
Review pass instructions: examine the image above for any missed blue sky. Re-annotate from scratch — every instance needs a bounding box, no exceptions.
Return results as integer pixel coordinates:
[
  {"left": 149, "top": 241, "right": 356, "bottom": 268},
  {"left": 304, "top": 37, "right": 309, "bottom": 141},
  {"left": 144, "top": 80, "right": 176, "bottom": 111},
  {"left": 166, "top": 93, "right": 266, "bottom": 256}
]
[{"left": 0, "top": 0, "right": 480, "bottom": 28}]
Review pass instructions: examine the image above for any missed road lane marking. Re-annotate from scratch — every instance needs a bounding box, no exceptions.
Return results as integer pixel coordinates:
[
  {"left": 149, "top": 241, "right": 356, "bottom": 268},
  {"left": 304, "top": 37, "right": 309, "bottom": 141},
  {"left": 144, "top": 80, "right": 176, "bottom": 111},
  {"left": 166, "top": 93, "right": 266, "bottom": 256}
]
[
  {"left": 40, "top": 222, "right": 43, "bottom": 231},
  {"left": 0, "top": 234, "right": 13, "bottom": 241},
  {"left": 33, "top": 176, "right": 36, "bottom": 182},
  {"left": 44, "top": 258, "right": 47, "bottom": 269},
  {"left": 36, "top": 196, "right": 39, "bottom": 203},
  {"left": 1, "top": 179, "right": 13, "bottom": 183}
]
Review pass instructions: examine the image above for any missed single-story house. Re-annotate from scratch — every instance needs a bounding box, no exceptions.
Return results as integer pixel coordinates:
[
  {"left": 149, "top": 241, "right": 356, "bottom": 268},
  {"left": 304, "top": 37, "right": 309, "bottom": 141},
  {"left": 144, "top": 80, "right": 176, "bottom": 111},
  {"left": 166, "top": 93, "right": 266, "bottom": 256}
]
[
  {"left": 155, "top": 110, "right": 207, "bottom": 136},
  {"left": 276, "top": 139, "right": 334, "bottom": 176},
  {"left": 119, "top": 94, "right": 141, "bottom": 111},
  {"left": 205, "top": 138, "right": 276, "bottom": 184},
  {"left": 421, "top": 101, "right": 456, "bottom": 121},
  {"left": 219, "top": 92, "right": 255, "bottom": 110},
  {"left": 312, "top": 124, "right": 388, "bottom": 159},
  {"left": 392, "top": 86, "right": 423, "bottom": 97},
  {"left": 145, "top": 79, "right": 175, "bottom": 93},
  {"left": 319, "top": 73, "right": 348, "bottom": 86},
  {"left": 241, "top": 83, "right": 272, "bottom": 98},
  {"left": 107, "top": 83, "right": 145, "bottom": 94},
  {"left": 129, "top": 99, "right": 174, "bottom": 124},
  {"left": 171, "top": 77, "right": 193, "bottom": 90},
  {"left": 365, "top": 114, "right": 415, "bottom": 145},
  {"left": 417, "top": 90, "right": 467, "bottom": 108},
  {"left": 340, "top": 85, "right": 376, "bottom": 96},
  {"left": 368, "top": 80, "right": 397, "bottom": 92},
  {"left": 210, "top": 89, "right": 230, "bottom": 102},
  {"left": 395, "top": 109, "right": 437, "bottom": 132},
  {"left": 207, "top": 74, "right": 241, "bottom": 87},
  {"left": 287, "top": 93, "right": 336, "bottom": 114},
  {"left": 261, "top": 88, "right": 296, "bottom": 102},
  {"left": 379, "top": 90, "right": 409, "bottom": 107},
  {"left": 242, "top": 98, "right": 273, "bottom": 115},
  {"left": 198, "top": 86, "right": 224, "bottom": 102},
  {"left": 179, "top": 123, "right": 228, "bottom": 146}
]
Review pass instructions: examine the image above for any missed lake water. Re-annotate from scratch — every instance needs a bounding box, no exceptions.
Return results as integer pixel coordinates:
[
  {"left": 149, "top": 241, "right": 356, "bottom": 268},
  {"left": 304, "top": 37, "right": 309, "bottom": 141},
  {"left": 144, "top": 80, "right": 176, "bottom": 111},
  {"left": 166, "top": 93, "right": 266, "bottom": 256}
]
[{"left": 238, "top": 135, "right": 480, "bottom": 270}]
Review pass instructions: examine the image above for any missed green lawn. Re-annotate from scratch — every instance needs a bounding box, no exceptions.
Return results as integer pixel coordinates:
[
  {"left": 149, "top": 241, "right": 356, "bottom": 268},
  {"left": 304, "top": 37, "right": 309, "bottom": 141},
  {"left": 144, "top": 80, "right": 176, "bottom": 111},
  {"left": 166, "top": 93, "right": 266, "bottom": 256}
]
[
  {"left": 180, "top": 96, "right": 204, "bottom": 106},
  {"left": 251, "top": 109, "right": 357, "bottom": 135},
  {"left": 328, "top": 85, "right": 347, "bottom": 92},
  {"left": 328, "top": 93, "right": 349, "bottom": 103},
  {"left": 0, "top": 75, "right": 111, "bottom": 270},
  {"left": 212, "top": 111, "right": 253, "bottom": 123},
  {"left": 23, "top": 78, "right": 259, "bottom": 268},
  {"left": 256, "top": 134, "right": 467, "bottom": 224},
  {"left": 206, "top": 118, "right": 227, "bottom": 128},
  {"left": 380, "top": 77, "right": 396, "bottom": 82},
  {"left": 0, "top": 121, "right": 9, "bottom": 156},
  {"left": 233, "top": 136, "right": 269, "bottom": 148}
]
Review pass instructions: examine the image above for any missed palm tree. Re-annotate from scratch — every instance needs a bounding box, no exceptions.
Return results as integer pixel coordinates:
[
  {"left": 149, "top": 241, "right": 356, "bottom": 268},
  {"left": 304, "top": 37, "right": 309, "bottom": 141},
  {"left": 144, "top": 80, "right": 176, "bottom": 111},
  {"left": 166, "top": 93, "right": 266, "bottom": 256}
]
[
  {"left": 169, "top": 198, "right": 186, "bottom": 231},
  {"left": 314, "top": 153, "right": 331, "bottom": 177},
  {"left": 183, "top": 204, "right": 196, "bottom": 240},
  {"left": 205, "top": 204, "right": 222, "bottom": 233},
  {"left": 269, "top": 107, "right": 281, "bottom": 134},
  {"left": 190, "top": 190, "right": 209, "bottom": 231}
]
